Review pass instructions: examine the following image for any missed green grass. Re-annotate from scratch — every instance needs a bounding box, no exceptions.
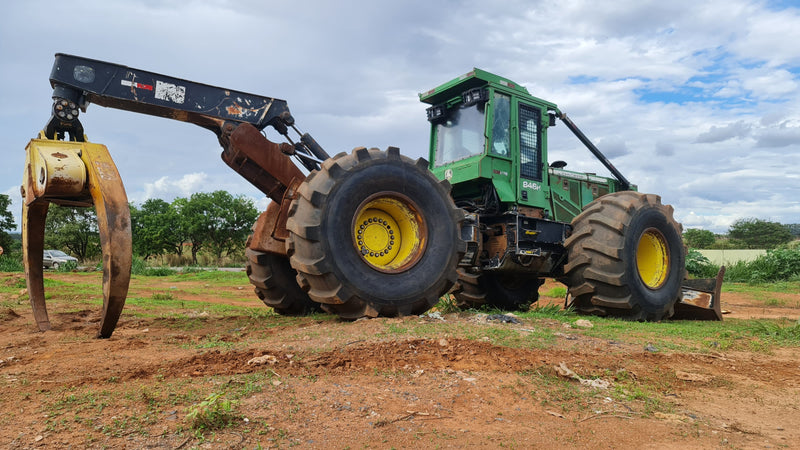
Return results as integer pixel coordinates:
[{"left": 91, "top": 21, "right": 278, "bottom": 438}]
[{"left": 541, "top": 286, "right": 567, "bottom": 298}]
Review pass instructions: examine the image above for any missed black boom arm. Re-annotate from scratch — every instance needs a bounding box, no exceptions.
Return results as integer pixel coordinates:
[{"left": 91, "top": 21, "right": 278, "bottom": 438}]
[{"left": 44, "top": 53, "right": 328, "bottom": 171}]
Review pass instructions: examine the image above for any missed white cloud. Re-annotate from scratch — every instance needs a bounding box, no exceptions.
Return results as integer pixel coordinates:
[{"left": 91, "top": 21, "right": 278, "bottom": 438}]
[
  {"left": 1, "top": 0, "right": 799, "bottom": 237},
  {"left": 135, "top": 173, "right": 209, "bottom": 204},
  {"left": 696, "top": 120, "right": 753, "bottom": 143}
]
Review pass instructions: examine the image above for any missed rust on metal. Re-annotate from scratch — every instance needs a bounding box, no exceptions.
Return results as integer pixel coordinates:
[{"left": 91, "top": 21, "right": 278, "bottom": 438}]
[
  {"left": 672, "top": 266, "right": 725, "bottom": 321},
  {"left": 679, "top": 290, "right": 713, "bottom": 308},
  {"left": 221, "top": 123, "right": 306, "bottom": 203},
  {"left": 81, "top": 143, "right": 132, "bottom": 338},
  {"left": 226, "top": 104, "right": 243, "bottom": 116},
  {"left": 249, "top": 202, "right": 289, "bottom": 255}
]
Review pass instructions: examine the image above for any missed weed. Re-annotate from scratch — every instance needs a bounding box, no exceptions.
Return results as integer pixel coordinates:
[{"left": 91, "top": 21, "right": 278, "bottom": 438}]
[
  {"left": 434, "top": 294, "right": 460, "bottom": 314},
  {"left": 151, "top": 292, "right": 175, "bottom": 301},
  {"left": 185, "top": 392, "right": 241, "bottom": 430}
]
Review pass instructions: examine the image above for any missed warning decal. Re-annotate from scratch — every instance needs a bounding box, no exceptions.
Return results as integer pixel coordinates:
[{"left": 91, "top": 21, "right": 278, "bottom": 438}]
[
  {"left": 155, "top": 80, "right": 186, "bottom": 104},
  {"left": 121, "top": 80, "right": 153, "bottom": 91}
]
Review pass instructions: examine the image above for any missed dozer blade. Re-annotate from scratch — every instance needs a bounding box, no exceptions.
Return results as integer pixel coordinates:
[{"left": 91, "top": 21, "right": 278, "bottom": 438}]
[
  {"left": 22, "top": 135, "right": 131, "bottom": 338},
  {"left": 672, "top": 266, "right": 726, "bottom": 321}
]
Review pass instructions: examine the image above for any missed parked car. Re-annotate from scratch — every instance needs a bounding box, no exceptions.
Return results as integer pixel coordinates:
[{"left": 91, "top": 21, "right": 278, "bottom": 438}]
[{"left": 43, "top": 250, "right": 78, "bottom": 269}]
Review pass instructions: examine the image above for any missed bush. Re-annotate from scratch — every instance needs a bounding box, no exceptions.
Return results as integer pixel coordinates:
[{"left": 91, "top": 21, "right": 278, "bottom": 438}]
[
  {"left": 0, "top": 252, "right": 24, "bottom": 272},
  {"left": 725, "top": 247, "right": 800, "bottom": 283},
  {"left": 55, "top": 260, "right": 78, "bottom": 272},
  {"left": 685, "top": 249, "right": 720, "bottom": 278},
  {"left": 131, "top": 257, "right": 175, "bottom": 276}
]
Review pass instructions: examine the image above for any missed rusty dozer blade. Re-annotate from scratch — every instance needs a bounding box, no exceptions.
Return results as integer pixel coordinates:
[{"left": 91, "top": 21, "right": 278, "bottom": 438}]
[
  {"left": 672, "top": 266, "right": 726, "bottom": 321},
  {"left": 22, "top": 133, "right": 131, "bottom": 338}
]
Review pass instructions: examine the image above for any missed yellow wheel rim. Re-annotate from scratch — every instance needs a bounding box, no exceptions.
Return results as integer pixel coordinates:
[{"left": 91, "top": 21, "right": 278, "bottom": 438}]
[
  {"left": 353, "top": 193, "right": 425, "bottom": 273},
  {"left": 636, "top": 228, "right": 669, "bottom": 289}
]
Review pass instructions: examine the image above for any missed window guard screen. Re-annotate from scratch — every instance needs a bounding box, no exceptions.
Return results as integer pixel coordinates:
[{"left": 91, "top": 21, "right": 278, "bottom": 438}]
[{"left": 519, "top": 104, "right": 542, "bottom": 181}]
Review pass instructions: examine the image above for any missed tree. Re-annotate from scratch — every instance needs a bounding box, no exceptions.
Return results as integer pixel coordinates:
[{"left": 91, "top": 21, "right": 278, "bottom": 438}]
[
  {"left": 176, "top": 191, "right": 258, "bottom": 264},
  {"left": 728, "top": 218, "right": 793, "bottom": 249},
  {"left": 0, "top": 194, "right": 15, "bottom": 252},
  {"left": 683, "top": 228, "right": 715, "bottom": 249},
  {"left": 131, "top": 199, "right": 186, "bottom": 259},
  {"left": 44, "top": 205, "right": 100, "bottom": 260},
  {"left": 787, "top": 223, "right": 800, "bottom": 237}
]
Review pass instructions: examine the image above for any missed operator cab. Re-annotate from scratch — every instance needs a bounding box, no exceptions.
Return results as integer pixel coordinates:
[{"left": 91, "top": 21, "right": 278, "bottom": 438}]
[{"left": 420, "top": 69, "right": 558, "bottom": 216}]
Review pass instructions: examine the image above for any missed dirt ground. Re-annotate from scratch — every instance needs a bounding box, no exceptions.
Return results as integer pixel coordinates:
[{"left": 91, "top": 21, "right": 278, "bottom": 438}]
[{"left": 1, "top": 272, "right": 799, "bottom": 449}]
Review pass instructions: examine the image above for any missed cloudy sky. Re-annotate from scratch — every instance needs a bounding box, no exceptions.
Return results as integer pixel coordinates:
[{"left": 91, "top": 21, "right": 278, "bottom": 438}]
[{"left": 2, "top": 0, "right": 799, "bottom": 233}]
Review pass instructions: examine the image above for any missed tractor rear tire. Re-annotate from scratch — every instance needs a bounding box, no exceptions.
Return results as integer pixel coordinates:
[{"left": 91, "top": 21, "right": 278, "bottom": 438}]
[
  {"left": 286, "top": 147, "right": 465, "bottom": 319},
  {"left": 453, "top": 269, "right": 487, "bottom": 309},
  {"left": 564, "top": 191, "right": 684, "bottom": 321},
  {"left": 246, "top": 248, "right": 321, "bottom": 315}
]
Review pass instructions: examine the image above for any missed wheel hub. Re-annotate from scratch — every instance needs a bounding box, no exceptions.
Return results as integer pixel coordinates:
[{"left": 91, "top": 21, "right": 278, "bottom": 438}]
[
  {"left": 353, "top": 193, "right": 425, "bottom": 273},
  {"left": 636, "top": 228, "right": 669, "bottom": 289}
]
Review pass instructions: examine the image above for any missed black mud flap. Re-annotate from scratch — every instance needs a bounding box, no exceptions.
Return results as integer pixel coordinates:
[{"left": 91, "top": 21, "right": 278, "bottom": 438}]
[{"left": 672, "top": 266, "right": 726, "bottom": 321}]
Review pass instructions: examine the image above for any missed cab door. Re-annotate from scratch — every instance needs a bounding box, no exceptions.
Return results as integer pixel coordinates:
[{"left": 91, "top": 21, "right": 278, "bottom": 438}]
[{"left": 515, "top": 101, "right": 548, "bottom": 209}]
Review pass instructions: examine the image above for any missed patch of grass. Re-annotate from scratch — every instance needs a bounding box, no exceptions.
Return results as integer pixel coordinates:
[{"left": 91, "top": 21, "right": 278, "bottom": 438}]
[
  {"left": 170, "top": 270, "right": 247, "bottom": 285},
  {"left": 541, "top": 286, "right": 567, "bottom": 298},
  {"left": 191, "top": 334, "right": 236, "bottom": 350},
  {"left": 747, "top": 320, "right": 800, "bottom": 345},
  {"left": 524, "top": 303, "right": 574, "bottom": 320},
  {"left": 724, "top": 281, "right": 800, "bottom": 294},
  {"left": 521, "top": 367, "right": 592, "bottom": 413}
]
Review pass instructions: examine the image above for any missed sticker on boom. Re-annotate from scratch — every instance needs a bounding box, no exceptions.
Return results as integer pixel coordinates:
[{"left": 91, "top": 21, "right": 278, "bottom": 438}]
[{"left": 155, "top": 80, "right": 186, "bottom": 104}]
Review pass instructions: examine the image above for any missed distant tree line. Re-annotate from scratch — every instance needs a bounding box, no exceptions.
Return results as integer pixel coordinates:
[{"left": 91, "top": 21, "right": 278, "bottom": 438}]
[
  {"left": 0, "top": 194, "right": 15, "bottom": 252},
  {"left": 684, "top": 218, "right": 798, "bottom": 250},
  {"left": 41, "top": 191, "right": 258, "bottom": 264}
]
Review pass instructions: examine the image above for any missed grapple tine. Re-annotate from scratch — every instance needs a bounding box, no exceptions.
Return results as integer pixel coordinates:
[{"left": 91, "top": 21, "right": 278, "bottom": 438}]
[
  {"left": 22, "top": 200, "right": 51, "bottom": 331},
  {"left": 81, "top": 143, "right": 132, "bottom": 338}
]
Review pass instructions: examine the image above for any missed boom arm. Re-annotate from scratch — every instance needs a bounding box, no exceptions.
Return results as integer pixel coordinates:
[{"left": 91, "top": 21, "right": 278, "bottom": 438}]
[{"left": 46, "top": 53, "right": 329, "bottom": 176}]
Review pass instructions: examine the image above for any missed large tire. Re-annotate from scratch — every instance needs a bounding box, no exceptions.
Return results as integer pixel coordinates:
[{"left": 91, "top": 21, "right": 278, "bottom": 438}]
[
  {"left": 245, "top": 248, "right": 321, "bottom": 315},
  {"left": 564, "top": 191, "right": 685, "bottom": 321},
  {"left": 453, "top": 270, "right": 541, "bottom": 311},
  {"left": 286, "top": 147, "right": 465, "bottom": 319},
  {"left": 453, "top": 269, "right": 487, "bottom": 309}
]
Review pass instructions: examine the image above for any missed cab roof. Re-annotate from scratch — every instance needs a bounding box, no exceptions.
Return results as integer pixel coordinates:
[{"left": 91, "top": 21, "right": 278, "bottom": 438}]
[{"left": 419, "top": 68, "right": 557, "bottom": 110}]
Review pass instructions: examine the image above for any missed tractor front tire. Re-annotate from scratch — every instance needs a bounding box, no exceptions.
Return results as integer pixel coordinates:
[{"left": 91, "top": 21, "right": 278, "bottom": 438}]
[
  {"left": 286, "top": 147, "right": 465, "bottom": 319},
  {"left": 246, "top": 248, "right": 321, "bottom": 315},
  {"left": 564, "top": 191, "right": 684, "bottom": 321}
]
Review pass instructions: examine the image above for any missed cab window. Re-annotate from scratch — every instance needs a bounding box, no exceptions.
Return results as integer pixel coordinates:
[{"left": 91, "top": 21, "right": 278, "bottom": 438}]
[{"left": 490, "top": 93, "right": 510, "bottom": 157}]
